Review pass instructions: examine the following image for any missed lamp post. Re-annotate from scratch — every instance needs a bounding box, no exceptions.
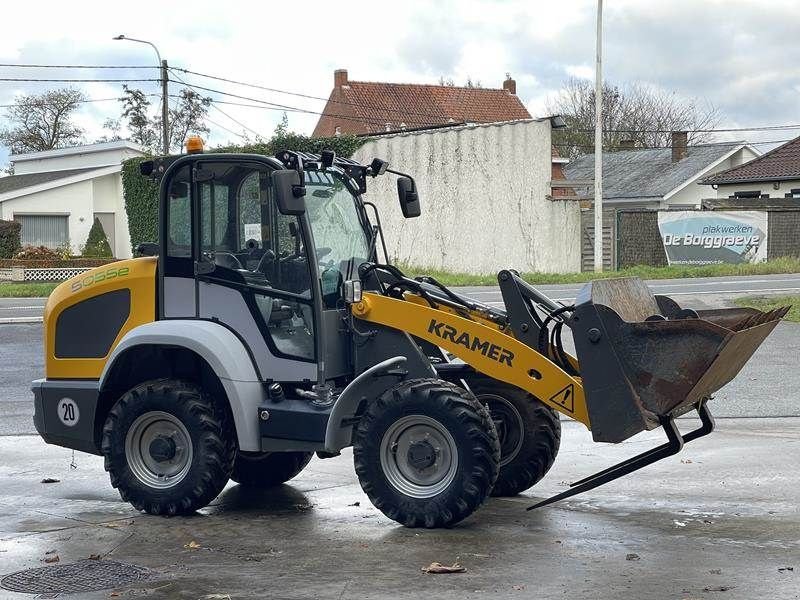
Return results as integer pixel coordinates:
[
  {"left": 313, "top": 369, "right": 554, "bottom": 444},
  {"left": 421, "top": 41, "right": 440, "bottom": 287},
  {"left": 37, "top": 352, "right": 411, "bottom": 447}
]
[
  {"left": 593, "top": 0, "right": 604, "bottom": 272},
  {"left": 113, "top": 35, "right": 169, "bottom": 155}
]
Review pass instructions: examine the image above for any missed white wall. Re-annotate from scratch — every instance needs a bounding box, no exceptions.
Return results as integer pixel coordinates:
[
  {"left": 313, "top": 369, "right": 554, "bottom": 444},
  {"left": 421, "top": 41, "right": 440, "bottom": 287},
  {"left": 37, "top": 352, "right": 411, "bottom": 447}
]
[
  {"left": 1, "top": 180, "right": 93, "bottom": 253},
  {"left": 664, "top": 147, "right": 760, "bottom": 208},
  {"left": 352, "top": 120, "right": 581, "bottom": 274},
  {"left": 0, "top": 173, "right": 133, "bottom": 258}
]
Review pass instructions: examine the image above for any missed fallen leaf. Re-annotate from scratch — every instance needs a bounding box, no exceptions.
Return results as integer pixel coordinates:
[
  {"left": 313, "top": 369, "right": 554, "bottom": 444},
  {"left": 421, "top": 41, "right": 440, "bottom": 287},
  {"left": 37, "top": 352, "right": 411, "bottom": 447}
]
[
  {"left": 681, "top": 459, "right": 693, "bottom": 464},
  {"left": 41, "top": 478, "right": 60, "bottom": 484},
  {"left": 778, "top": 566, "right": 794, "bottom": 572},
  {"left": 625, "top": 553, "right": 641, "bottom": 561},
  {"left": 348, "top": 501, "right": 361, "bottom": 507},
  {"left": 88, "top": 554, "right": 101, "bottom": 560},
  {"left": 421, "top": 562, "right": 466, "bottom": 574},
  {"left": 709, "top": 569, "right": 722, "bottom": 574},
  {"left": 703, "top": 585, "right": 734, "bottom": 592},
  {"left": 45, "top": 549, "right": 57, "bottom": 555},
  {"left": 184, "top": 541, "right": 202, "bottom": 550},
  {"left": 512, "top": 584, "right": 526, "bottom": 591},
  {"left": 43, "top": 555, "right": 59, "bottom": 564}
]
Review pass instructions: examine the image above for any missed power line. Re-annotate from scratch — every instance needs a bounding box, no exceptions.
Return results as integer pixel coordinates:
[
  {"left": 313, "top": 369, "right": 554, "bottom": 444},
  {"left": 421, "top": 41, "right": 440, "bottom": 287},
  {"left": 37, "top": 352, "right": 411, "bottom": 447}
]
[
  {"left": 0, "top": 77, "right": 160, "bottom": 83},
  {"left": 169, "top": 66, "right": 454, "bottom": 126},
  {"left": 171, "top": 79, "right": 394, "bottom": 129},
  {"left": 204, "top": 115, "right": 249, "bottom": 140},
  {"left": 553, "top": 137, "right": 794, "bottom": 151},
  {"left": 209, "top": 103, "right": 266, "bottom": 139},
  {"left": 0, "top": 63, "right": 156, "bottom": 69}
]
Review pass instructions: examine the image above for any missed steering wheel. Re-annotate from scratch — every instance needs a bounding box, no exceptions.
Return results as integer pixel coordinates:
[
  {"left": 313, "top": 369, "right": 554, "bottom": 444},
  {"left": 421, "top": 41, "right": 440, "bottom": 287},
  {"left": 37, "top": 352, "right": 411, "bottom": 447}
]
[{"left": 213, "top": 252, "right": 243, "bottom": 270}]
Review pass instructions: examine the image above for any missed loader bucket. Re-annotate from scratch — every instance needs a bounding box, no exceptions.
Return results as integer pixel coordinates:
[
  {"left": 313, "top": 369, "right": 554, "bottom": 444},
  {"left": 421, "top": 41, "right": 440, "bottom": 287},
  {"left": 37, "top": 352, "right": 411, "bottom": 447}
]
[{"left": 569, "top": 278, "right": 788, "bottom": 443}]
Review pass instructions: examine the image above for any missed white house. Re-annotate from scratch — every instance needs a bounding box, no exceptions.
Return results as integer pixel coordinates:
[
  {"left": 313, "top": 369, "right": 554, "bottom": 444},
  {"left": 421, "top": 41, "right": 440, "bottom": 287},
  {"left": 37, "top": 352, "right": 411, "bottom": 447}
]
[
  {"left": 0, "top": 141, "right": 147, "bottom": 258},
  {"left": 565, "top": 132, "right": 760, "bottom": 209},
  {"left": 701, "top": 135, "right": 800, "bottom": 200}
]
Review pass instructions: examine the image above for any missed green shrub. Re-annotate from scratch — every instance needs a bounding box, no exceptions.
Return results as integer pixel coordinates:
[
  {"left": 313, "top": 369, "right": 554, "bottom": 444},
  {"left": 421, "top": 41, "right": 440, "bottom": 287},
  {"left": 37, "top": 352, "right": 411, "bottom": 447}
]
[
  {"left": 0, "top": 220, "right": 21, "bottom": 259},
  {"left": 14, "top": 245, "right": 61, "bottom": 261},
  {"left": 121, "top": 133, "right": 366, "bottom": 252},
  {"left": 82, "top": 217, "right": 113, "bottom": 258}
]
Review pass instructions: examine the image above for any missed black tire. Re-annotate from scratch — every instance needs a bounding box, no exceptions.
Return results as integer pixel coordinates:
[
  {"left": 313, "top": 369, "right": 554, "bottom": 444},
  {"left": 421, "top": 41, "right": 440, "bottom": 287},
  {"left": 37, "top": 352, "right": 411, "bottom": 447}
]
[
  {"left": 353, "top": 378, "right": 500, "bottom": 528},
  {"left": 467, "top": 375, "right": 561, "bottom": 497},
  {"left": 230, "top": 451, "right": 313, "bottom": 487},
  {"left": 101, "top": 378, "right": 236, "bottom": 516}
]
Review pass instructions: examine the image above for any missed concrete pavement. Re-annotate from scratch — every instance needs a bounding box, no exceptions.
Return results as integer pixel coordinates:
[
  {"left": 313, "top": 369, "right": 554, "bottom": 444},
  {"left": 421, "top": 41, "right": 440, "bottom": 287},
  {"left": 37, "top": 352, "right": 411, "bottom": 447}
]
[{"left": 0, "top": 419, "right": 798, "bottom": 599}]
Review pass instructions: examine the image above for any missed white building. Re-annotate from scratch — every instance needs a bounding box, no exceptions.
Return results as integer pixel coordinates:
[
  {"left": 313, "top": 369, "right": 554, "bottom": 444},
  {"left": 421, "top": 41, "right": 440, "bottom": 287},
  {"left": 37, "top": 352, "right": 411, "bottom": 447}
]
[
  {"left": 565, "top": 133, "right": 760, "bottom": 209},
  {"left": 0, "top": 141, "right": 147, "bottom": 258}
]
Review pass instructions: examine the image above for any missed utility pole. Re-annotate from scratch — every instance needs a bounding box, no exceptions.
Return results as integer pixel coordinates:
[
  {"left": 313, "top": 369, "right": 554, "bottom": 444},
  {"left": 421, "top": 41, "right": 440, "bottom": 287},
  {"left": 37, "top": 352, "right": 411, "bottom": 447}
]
[
  {"left": 160, "top": 59, "right": 169, "bottom": 155},
  {"left": 113, "top": 35, "right": 169, "bottom": 154},
  {"left": 593, "top": 0, "right": 604, "bottom": 272}
]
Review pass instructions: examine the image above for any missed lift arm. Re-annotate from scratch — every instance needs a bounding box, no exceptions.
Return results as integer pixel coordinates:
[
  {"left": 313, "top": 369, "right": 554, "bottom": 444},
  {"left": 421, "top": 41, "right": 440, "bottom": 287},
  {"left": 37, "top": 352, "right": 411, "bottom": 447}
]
[{"left": 351, "top": 292, "right": 591, "bottom": 427}]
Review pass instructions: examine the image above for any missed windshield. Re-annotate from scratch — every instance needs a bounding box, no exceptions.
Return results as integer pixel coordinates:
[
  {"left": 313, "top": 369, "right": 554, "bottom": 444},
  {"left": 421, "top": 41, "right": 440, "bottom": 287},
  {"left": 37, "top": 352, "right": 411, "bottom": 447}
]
[{"left": 304, "top": 170, "right": 370, "bottom": 282}]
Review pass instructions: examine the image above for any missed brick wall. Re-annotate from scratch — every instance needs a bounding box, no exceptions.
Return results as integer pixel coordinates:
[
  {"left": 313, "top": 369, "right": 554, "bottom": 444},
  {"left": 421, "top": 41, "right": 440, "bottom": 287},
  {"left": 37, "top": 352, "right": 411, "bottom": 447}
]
[{"left": 616, "top": 210, "right": 668, "bottom": 268}]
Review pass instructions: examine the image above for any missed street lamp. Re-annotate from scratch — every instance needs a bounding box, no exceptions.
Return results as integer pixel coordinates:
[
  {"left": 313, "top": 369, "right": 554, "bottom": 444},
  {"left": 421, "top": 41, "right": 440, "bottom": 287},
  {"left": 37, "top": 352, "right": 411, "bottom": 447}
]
[{"left": 113, "top": 35, "right": 169, "bottom": 155}]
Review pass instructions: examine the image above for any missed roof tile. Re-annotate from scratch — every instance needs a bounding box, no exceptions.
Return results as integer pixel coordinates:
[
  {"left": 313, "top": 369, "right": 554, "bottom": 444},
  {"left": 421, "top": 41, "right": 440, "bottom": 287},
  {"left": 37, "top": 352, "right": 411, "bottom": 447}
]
[{"left": 701, "top": 135, "right": 800, "bottom": 184}]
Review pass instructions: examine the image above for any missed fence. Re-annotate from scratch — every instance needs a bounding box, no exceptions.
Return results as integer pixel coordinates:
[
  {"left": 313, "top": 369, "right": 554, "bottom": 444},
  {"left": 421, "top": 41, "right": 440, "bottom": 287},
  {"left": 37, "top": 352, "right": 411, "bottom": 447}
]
[
  {"left": 0, "top": 259, "right": 117, "bottom": 282},
  {"left": 614, "top": 208, "right": 800, "bottom": 268}
]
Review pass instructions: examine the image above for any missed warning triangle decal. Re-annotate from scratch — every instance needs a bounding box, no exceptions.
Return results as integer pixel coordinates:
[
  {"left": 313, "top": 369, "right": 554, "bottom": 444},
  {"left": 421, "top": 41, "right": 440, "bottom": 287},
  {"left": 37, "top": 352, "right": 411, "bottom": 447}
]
[{"left": 549, "top": 384, "right": 575, "bottom": 414}]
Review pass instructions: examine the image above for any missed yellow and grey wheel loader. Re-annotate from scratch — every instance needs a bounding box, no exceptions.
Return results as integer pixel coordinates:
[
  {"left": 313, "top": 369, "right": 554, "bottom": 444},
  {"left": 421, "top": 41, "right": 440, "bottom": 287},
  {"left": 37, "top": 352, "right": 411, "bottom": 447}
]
[{"left": 32, "top": 141, "right": 788, "bottom": 527}]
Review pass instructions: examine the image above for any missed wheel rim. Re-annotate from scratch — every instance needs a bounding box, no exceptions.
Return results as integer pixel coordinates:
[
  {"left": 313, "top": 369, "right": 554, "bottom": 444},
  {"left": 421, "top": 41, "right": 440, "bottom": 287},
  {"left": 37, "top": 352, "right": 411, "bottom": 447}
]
[
  {"left": 379, "top": 415, "right": 458, "bottom": 499},
  {"left": 481, "top": 394, "right": 524, "bottom": 467},
  {"left": 125, "top": 411, "right": 193, "bottom": 489}
]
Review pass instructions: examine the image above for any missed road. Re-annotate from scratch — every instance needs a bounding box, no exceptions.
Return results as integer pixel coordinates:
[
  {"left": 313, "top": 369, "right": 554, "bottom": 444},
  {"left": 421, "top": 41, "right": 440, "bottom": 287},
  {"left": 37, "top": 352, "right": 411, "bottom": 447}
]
[
  {"left": 1, "top": 273, "right": 798, "bottom": 436},
  {"left": 2, "top": 272, "right": 800, "bottom": 321}
]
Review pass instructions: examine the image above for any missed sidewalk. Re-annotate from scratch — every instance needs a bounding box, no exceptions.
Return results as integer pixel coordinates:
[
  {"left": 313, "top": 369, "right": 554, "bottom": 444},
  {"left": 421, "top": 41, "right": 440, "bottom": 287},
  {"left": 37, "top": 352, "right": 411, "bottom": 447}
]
[{"left": 1, "top": 419, "right": 798, "bottom": 599}]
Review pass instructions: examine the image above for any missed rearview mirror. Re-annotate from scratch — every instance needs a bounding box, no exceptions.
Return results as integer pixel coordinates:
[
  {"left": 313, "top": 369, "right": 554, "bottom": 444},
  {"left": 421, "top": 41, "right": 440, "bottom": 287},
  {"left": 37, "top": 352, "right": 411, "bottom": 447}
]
[
  {"left": 273, "top": 169, "right": 306, "bottom": 215},
  {"left": 397, "top": 176, "right": 421, "bottom": 218}
]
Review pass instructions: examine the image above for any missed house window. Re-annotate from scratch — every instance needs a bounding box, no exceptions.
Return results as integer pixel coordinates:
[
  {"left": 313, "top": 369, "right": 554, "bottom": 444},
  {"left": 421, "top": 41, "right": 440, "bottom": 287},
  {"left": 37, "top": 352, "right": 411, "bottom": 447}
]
[
  {"left": 784, "top": 188, "right": 800, "bottom": 199},
  {"left": 14, "top": 214, "right": 69, "bottom": 249},
  {"left": 730, "top": 191, "right": 769, "bottom": 199}
]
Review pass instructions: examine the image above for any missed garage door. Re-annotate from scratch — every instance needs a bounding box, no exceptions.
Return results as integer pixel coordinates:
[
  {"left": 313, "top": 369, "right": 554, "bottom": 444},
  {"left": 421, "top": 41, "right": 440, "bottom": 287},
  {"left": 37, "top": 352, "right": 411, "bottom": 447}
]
[{"left": 14, "top": 215, "right": 69, "bottom": 249}]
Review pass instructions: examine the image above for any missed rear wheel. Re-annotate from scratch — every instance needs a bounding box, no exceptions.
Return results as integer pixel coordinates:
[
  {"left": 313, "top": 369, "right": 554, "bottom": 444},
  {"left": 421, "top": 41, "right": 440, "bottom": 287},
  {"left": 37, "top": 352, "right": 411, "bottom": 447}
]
[
  {"left": 230, "top": 451, "right": 313, "bottom": 487},
  {"left": 101, "top": 379, "right": 235, "bottom": 515},
  {"left": 353, "top": 378, "right": 500, "bottom": 528},
  {"left": 467, "top": 376, "right": 561, "bottom": 497}
]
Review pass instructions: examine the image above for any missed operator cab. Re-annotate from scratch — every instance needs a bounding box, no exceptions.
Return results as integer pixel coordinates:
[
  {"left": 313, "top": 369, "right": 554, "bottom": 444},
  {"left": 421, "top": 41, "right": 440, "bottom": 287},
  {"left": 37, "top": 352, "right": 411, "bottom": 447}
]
[{"left": 151, "top": 148, "right": 412, "bottom": 386}]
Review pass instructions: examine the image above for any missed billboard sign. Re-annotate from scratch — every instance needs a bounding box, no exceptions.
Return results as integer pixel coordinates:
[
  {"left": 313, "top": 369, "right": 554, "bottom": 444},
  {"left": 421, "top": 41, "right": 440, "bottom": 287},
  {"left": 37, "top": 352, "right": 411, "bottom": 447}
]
[{"left": 657, "top": 211, "right": 768, "bottom": 265}]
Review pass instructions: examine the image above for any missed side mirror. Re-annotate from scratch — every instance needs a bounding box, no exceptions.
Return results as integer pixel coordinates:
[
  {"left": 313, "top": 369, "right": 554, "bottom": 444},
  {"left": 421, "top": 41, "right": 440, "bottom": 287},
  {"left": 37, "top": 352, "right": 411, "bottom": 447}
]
[
  {"left": 273, "top": 169, "right": 306, "bottom": 215},
  {"left": 397, "top": 176, "right": 421, "bottom": 218}
]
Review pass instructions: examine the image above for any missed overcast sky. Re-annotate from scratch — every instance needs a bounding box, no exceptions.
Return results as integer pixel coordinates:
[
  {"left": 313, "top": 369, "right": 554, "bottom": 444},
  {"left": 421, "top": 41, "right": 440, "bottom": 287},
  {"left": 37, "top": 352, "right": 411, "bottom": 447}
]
[{"left": 2, "top": 0, "right": 799, "bottom": 167}]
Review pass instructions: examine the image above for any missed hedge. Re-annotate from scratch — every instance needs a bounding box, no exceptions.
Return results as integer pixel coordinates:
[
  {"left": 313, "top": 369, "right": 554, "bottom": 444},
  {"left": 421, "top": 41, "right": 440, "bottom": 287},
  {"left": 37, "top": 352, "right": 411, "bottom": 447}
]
[
  {"left": 121, "top": 133, "right": 366, "bottom": 252},
  {"left": 0, "top": 258, "right": 117, "bottom": 268},
  {"left": 0, "top": 220, "right": 22, "bottom": 259}
]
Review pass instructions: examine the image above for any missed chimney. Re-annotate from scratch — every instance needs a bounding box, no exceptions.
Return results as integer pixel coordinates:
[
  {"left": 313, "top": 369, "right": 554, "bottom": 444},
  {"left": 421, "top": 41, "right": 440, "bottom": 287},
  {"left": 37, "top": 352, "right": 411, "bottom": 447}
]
[
  {"left": 619, "top": 139, "right": 636, "bottom": 150},
  {"left": 334, "top": 69, "right": 348, "bottom": 88},
  {"left": 671, "top": 131, "right": 688, "bottom": 162},
  {"left": 503, "top": 74, "right": 516, "bottom": 95}
]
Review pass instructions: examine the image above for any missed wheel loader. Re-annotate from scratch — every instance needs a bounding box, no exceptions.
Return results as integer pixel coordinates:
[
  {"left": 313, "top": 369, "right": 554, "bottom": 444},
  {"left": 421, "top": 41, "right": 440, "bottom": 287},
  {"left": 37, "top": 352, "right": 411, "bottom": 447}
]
[{"left": 32, "top": 140, "right": 787, "bottom": 527}]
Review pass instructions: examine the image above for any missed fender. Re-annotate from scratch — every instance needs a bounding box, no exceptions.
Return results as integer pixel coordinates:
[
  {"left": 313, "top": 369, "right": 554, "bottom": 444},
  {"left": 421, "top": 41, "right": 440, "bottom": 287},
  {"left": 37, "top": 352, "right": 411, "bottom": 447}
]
[{"left": 100, "top": 320, "right": 265, "bottom": 451}]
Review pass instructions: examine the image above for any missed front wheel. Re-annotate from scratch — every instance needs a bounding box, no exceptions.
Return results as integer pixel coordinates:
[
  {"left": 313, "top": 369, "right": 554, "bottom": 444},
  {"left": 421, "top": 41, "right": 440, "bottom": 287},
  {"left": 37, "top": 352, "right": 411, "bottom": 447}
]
[
  {"left": 101, "top": 379, "right": 235, "bottom": 515},
  {"left": 467, "top": 376, "right": 561, "bottom": 497},
  {"left": 353, "top": 378, "right": 500, "bottom": 528}
]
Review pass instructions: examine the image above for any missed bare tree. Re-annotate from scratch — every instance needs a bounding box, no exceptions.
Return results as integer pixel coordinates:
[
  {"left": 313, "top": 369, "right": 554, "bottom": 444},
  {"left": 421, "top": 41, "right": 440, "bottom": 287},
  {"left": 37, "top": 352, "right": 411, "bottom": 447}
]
[
  {"left": 546, "top": 77, "right": 721, "bottom": 159},
  {"left": 0, "top": 88, "right": 85, "bottom": 154},
  {"left": 115, "top": 86, "right": 211, "bottom": 153}
]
